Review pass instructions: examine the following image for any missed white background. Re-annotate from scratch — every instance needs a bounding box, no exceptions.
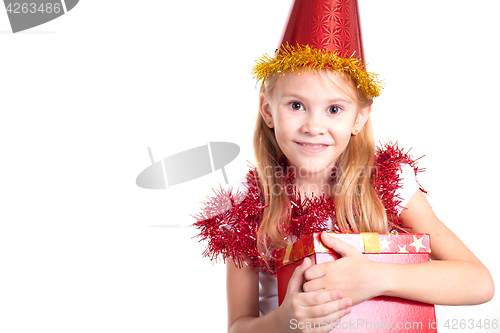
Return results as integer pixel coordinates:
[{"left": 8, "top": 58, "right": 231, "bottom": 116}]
[{"left": 0, "top": 0, "right": 499, "bottom": 332}]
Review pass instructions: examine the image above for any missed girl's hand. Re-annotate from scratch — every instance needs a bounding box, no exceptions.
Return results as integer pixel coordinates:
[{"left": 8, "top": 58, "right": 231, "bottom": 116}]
[
  {"left": 303, "top": 232, "right": 382, "bottom": 306},
  {"left": 278, "top": 256, "right": 352, "bottom": 333}
]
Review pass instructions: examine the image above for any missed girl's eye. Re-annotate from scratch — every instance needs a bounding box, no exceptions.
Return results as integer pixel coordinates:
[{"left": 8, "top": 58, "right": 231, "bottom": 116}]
[
  {"left": 328, "top": 105, "right": 342, "bottom": 114},
  {"left": 290, "top": 102, "right": 303, "bottom": 111}
]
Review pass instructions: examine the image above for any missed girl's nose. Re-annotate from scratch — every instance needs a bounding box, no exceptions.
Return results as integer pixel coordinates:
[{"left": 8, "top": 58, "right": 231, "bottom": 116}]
[{"left": 301, "top": 111, "right": 325, "bottom": 136}]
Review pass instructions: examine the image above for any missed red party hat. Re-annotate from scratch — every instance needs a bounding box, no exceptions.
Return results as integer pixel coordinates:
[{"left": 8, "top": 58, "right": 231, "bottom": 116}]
[{"left": 252, "top": 0, "right": 382, "bottom": 98}]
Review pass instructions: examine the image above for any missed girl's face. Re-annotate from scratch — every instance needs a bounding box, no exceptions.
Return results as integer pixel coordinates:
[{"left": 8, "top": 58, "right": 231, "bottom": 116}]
[{"left": 260, "top": 70, "right": 371, "bottom": 178}]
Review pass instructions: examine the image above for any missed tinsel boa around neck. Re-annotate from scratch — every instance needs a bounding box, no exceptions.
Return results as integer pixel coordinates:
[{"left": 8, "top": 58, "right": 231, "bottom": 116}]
[{"left": 193, "top": 143, "right": 425, "bottom": 275}]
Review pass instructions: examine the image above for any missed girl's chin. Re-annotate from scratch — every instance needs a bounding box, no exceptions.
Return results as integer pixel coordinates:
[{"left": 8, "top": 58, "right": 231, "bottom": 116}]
[{"left": 285, "top": 161, "right": 335, "bottom": 177}]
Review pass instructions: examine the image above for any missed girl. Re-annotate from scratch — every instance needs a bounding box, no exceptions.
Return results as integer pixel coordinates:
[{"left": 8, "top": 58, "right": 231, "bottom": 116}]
[{"left": 194, "top": 0, "right": 494, "bottom": 332}]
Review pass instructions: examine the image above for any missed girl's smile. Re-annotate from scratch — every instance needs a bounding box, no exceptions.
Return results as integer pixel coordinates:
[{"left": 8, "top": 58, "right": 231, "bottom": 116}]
[{"left": 295, "top": 141, "right": 330, "bottom": 154}]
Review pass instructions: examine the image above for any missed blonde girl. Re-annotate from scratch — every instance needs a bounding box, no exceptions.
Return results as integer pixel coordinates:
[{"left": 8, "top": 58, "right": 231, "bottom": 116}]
[
  {"left": 194, "top": 1, "right": 494, "bottom": 332},
  {"left": 223, "top": 66, "right": 493, "bottom": 332}
]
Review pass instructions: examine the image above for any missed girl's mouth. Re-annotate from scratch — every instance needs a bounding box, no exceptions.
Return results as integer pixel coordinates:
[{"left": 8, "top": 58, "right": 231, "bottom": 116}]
[{"left": 295, "top": 142, "right": 329, "bottom": 152}]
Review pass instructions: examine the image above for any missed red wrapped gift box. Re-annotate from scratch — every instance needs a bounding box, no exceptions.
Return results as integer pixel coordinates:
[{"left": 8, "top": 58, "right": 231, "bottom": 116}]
[{"left": 276, "top": 233, "right": 437, "bottom": 332}]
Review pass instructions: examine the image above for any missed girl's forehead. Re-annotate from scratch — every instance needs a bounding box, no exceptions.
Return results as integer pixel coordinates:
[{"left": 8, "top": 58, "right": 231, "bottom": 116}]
[{"left": 274, "top": 70, "right": 357, "bottom": 100}]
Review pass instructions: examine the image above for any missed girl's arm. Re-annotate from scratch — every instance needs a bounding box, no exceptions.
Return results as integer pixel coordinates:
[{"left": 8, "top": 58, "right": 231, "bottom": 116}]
[
  {"left": 381, "top": 189, "right": 494, "bottom": 304},
  {"left": 226, "top": 260, "right": 283, "bottom": 333},
  {"left": 227, "top": 257, "right": 351, "bottom": 333},
  {"left": 302, "top": 190, "right": 494, "bottom": 306}
]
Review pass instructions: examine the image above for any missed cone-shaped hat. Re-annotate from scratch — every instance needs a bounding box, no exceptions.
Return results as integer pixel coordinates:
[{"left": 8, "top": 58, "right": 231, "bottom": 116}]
[{"left": 252, "top": 0, "right": 382, "bottom": 98}]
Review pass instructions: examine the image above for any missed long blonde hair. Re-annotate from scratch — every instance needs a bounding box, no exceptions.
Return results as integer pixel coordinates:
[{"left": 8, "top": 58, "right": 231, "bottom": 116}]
[{"left": 253, "top": 70, "right": 388, "bottom": 258}]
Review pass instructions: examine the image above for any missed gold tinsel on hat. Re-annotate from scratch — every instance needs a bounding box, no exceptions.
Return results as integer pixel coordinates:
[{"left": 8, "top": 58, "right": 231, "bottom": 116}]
[{"left": 252, "top": 44, "right": 383, "bottom": 98}]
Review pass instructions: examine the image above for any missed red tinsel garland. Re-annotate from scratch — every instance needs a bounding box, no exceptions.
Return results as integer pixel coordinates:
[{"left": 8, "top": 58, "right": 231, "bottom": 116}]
[{"left": 192, "top": 142, "right": 425, "bottom": 275}]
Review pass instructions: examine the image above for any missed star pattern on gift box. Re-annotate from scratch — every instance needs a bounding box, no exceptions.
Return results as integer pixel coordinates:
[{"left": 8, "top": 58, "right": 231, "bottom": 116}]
[
  {"left": 298, "top": 242, "right": 307, "bottom": 259},
  {"left": 379, "top": 236, "right": 391, "bottom": 251},
  {"left": 303, "top": 235, "right": 314, "bottom": 249},
  {"left": 409, "top": 235, "right": 427, "bottom": 253},
  {"left": 398, "top": 245, "right": 409, "bottom": 253}
]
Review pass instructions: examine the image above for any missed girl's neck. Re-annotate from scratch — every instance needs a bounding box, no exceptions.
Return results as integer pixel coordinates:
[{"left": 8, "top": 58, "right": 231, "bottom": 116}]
[{"left": 294, "top": 168, "right": 334, "bottom": 198}]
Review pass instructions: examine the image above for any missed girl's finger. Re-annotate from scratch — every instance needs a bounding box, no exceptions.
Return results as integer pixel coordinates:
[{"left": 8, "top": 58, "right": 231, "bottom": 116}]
[
  {"left": 302, "top": 276, "right": 327, "bottom": 293},
  {"left": 297, "top": 289, "right": 345, "bottom": 307},
  {"left": 286, "top": 257, "right": 312, "bottom": 294},
  {"left": 305, "top": 296, "right": 352, "bottom": 319}
]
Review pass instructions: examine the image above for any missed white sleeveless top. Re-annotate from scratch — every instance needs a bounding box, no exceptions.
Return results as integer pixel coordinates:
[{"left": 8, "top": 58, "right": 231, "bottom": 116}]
[{"left": 228, "top": 164, "right": 420, "bottom": 316}]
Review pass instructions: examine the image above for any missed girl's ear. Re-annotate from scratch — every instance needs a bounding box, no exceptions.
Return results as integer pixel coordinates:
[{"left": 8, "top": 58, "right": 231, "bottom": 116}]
[
  {"left": 259, "top": 94, "right": 274, "bottom": 128},
  {"left": 352, "top": 105, "right": 372, "bottom": 135}
]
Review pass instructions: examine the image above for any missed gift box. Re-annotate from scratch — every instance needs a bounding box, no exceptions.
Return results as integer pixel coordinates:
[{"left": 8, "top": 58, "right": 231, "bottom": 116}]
[{"left": 276, "top": 233, "right": 437, "bottom": 332}]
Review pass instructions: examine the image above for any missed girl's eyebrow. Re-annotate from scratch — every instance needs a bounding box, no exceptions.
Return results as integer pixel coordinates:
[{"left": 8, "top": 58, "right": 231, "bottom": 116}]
[{"left": 280, "top": 92, "right": 353, "bottom": 104}]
